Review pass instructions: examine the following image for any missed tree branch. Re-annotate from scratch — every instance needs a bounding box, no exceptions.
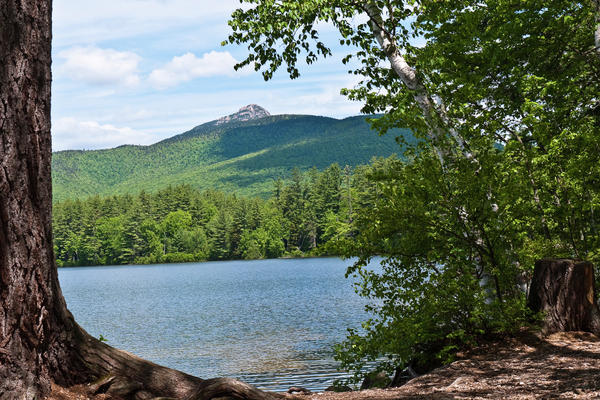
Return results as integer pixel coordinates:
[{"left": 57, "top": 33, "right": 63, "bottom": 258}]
[{"left": 360, "top": 1, "right": 474, "bottom": 166}]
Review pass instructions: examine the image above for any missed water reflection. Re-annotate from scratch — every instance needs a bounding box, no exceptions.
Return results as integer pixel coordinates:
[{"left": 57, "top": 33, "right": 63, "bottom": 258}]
[{"left": 58, "top": 258, "right": 376, "bottom": 391}]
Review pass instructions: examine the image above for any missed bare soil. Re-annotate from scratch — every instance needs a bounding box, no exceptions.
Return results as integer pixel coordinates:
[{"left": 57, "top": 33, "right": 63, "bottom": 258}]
[{"left": 47, "top": 331, "right": 600, "bottom": 400}]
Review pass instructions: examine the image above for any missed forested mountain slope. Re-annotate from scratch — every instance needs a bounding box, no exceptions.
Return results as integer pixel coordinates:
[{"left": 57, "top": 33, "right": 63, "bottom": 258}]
[{"left": 52, "top": 105, "right": 410, "bottom": 202}]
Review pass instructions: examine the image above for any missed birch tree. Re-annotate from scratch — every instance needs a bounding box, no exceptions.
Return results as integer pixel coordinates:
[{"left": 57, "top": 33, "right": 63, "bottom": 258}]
[{"left": 226, "top": 0, "right": 600, "bottom": 378}]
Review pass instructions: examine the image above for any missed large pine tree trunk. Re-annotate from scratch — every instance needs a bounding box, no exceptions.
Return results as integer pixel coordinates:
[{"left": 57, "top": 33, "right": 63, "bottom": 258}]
[
  {"left": 0, "top": 2, "right": 275, "bottom": 399},
  {"left": 0, "top": 0, "right": 81, "bottom": 395},
  {"left": 527, "top": 259, "right": 600, "bottom": 335}
]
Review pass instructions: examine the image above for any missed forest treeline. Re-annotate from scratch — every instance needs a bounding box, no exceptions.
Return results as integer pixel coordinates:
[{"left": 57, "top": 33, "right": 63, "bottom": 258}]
[{"left": 53, "top": 160, "right": 383, "bottom": 267}]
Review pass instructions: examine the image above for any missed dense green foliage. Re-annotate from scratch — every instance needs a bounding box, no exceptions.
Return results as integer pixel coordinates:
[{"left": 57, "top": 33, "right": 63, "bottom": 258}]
[
  {"left": 53, "top": 163, "right": 363, "bottom": 266},
  {"left": 227, "top": 0, "right": 600, "bottom": 382},
  {"left": 52, "top": 113, "right": 410, "bottom": 202}
]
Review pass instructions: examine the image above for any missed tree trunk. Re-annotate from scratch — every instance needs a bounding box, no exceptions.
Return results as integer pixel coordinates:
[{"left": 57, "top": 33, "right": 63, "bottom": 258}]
[
  {"left": 0, "top": 0, "right": 78, "bottom": 395},
  {"left": 0, "top": 2, "right": 276, "bottom": 399},
  {"left": 527, "top": 259, "right": 600, "bottom": 335},
  {"left": 593, "top": 0, "right": 600, "bottom": 56}
]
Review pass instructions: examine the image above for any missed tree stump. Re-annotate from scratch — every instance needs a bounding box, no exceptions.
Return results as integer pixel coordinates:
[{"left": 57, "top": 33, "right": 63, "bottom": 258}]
[{"left": 527, "top": 259, "right": 600, "bottom": 335}]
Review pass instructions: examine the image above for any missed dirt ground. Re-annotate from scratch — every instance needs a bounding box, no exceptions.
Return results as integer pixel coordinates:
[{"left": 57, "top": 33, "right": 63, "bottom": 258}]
[
  {"left": 288, "top": 331, "right": 600, "bottom": 400},
  {"left": 48, "top": 331, "right": 600, "bottom": 400}
]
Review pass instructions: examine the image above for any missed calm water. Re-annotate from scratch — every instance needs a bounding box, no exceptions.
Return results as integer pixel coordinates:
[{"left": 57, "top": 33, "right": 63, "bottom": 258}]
[{"left": 58, "top": 257, "right": 375, "bottom": 391}]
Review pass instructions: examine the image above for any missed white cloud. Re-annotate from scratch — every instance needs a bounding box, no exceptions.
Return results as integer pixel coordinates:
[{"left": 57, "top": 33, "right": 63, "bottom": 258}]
[
  {"left": 148, "top": 51, "right": 249, "bottom": 89},
  {"left": 58, "top": 47, "right": 142, "bottom": 87},
  {"left": 52, "top": 117, "right": 157, "bottom": 151}
]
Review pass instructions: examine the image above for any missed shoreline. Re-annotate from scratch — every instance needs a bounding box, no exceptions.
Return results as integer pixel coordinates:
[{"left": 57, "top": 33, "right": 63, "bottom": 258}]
[
  {"left": 56, "top": 254, "right": 350, "bottom": 269},
  {"left": 49, "top": 330, "right": 600, "bottom": 399}
]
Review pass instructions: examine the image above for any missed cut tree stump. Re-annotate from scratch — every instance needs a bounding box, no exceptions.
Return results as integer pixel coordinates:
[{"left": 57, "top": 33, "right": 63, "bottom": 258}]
[{"left": 527, "top": 259, "right": 600, "bottom": 335}]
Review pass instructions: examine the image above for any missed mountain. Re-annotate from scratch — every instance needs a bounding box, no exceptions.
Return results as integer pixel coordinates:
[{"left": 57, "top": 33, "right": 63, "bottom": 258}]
[
  {"left": 52, "top": 105, "right": 412, "bottom": 202},
  {"left": 214, "top": 104, "right": 270, "bottom": 125}
]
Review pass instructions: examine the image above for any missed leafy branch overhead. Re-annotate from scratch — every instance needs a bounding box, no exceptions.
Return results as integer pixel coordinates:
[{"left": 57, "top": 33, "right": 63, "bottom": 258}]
[
  {"left": 224, "top": 1, "right": 421, "bottom": 125},
  {"left": 226, "top": 0, "right": 600, "bottom": 138}
]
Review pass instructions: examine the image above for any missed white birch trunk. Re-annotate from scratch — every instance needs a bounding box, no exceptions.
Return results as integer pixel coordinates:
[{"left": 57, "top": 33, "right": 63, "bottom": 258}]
[
  {"left": 363, "top": 2, "right": 469, "bottom": 165},
  {"left": 362, "top": 3, "right": 509, "bottom": 299},
  {"left": 595, "top": 0, "right": 600, "bottom": 55}
]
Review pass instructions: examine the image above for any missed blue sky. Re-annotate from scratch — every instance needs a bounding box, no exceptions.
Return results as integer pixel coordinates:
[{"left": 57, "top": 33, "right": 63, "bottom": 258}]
[{"left": 51, "top": 0, "right": 363, "bottom": 151}]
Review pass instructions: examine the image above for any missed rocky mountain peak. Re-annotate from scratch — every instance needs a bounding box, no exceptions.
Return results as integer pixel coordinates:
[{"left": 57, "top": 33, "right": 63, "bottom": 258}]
[{"left": 215, "top": 104, "right": 271, "bottom": 126}]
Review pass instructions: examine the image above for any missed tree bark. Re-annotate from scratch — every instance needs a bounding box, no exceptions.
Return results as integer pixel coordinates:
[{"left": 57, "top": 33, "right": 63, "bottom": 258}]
[
  {"left": 527, "top": 259, "right": 600, "bottom": 335},
  {"left": 0, "top": 2, "right": 277, "bottom": 399},
  {"left": 0, "top": 0, "right": 80, "bottom": 396},
  {"left": 362, "top": 1, "right": 470, "bottom": 166},
  {"left": 593, "top": 0, "right": 600, "bottom": 56}
]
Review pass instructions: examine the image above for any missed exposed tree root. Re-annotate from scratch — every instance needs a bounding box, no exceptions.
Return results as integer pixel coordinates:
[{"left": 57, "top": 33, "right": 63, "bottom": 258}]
[
  {"left": 185, "top": 378, "right": 281, "bottom": 400},
  {"left": 55, "top": 323, "right": 278, "bottom": 400}
]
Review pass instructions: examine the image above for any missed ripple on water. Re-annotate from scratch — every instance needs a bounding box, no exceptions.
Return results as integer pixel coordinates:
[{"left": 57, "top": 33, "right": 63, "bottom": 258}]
[{"left": 58, "top": 258, "right": 380, "bottom": 391}]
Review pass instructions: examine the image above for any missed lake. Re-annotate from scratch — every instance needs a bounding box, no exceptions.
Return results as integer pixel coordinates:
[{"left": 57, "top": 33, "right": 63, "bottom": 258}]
[{"left": 58, "top": 257, "right": 375, "bottom": 392}]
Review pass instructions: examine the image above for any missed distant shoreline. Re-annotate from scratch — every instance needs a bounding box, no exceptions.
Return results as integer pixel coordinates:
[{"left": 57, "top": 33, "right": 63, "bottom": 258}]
[{"left": 55, "top": 254, "right": 350, "bottom": 269}]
